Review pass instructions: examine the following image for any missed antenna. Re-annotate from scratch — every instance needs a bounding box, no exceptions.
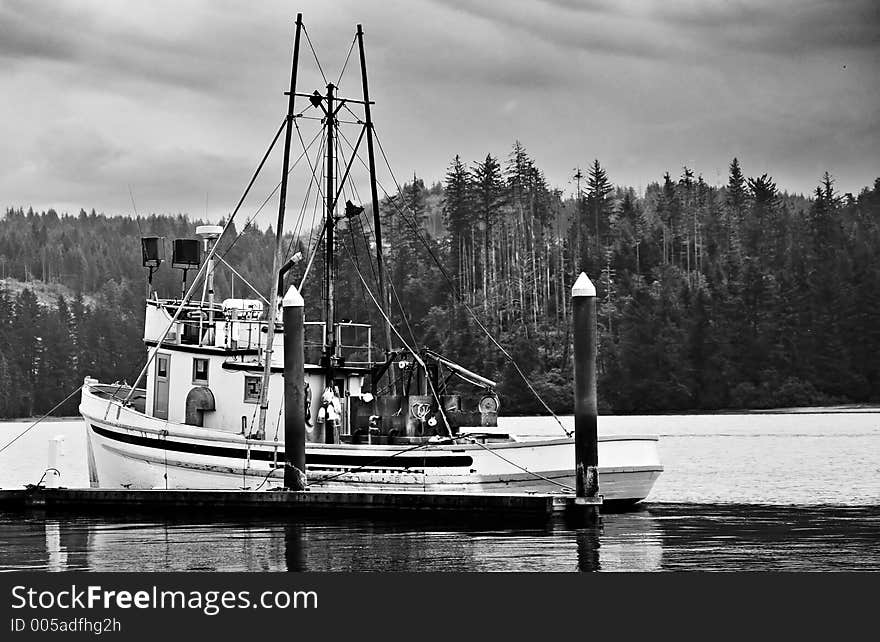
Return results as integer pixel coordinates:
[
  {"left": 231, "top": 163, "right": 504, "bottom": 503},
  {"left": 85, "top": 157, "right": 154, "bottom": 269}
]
[{"left": 196, "top": 225, "right": 223, "bottom": 330}]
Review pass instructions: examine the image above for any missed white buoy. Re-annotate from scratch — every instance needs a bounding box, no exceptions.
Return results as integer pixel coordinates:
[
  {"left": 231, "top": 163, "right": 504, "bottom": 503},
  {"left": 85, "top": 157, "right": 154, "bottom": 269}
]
[{"left": 46, "top": 435, "right": 65, "bottom": 488}]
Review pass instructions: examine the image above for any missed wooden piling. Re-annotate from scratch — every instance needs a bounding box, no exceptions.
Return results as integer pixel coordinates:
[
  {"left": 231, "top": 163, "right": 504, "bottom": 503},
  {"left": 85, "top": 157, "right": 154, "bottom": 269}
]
[
  {"left": 572, "top": 272, "right": 600, "bottom": 518},
  {"left": 282, "top": 285, "right": 306, "bottom": 490}
]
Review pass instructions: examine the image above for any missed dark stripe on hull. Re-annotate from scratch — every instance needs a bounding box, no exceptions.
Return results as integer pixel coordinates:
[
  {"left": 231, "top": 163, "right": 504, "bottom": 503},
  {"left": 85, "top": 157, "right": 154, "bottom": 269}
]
[{"left": 90, "top": 425, "right": 473, "bottom": 469}]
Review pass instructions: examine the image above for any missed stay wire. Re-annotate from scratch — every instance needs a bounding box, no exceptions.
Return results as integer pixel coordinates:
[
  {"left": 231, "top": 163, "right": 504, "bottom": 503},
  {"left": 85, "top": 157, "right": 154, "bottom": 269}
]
[
  {"left": 337, "top": 124, "right": 452, "bottom": 350},
  {"left": 334, "top": 128, "right": 382, "bottom": 297},
  {"left": 340, "top": 241, "right": 452, "bottom": 436},
  {"left": 123, "top": 117, "right": 298, "bottom": 402},
  {"left": 212, "top": 125, "right": 323, "bottom": 271},
  {"left": 372, "top": 131, "right": 572, "bottom": 437},
  {"left": 287, "top": 118, "right": 328, "bottom": 260},
  {"left": 302, "top": 25, "right": 328, "bottom": 86},
  {"left": 282, "top": 130, "right": 319, "bottom": 266},
  {"left": 334, "top": 124, "right": 415, "bottom": 348},
  {"left": 335, "top": 35, "right": 357, "bottom": 88},
  {"left": 293, "top": 118, "right": 328, "bottom": 270},
  {"left": 335, "top": 125, "right": 441, "bottom": 356}
]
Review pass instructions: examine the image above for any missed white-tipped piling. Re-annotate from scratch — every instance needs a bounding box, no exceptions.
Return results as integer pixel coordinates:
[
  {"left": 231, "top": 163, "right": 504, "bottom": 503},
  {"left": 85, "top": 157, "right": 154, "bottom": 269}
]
[
  {"left": 283, "top": 284, "right": 306, "bottom": 490},
  {"left": 571, "top": 272, "right": 600, "bottom": 518}
]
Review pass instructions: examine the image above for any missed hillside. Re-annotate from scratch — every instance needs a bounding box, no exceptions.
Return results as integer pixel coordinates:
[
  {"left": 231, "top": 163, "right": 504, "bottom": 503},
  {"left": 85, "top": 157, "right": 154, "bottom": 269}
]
[
  {"left": 1, "top": 146, "right": 879, "bottom": 419},
  {"left": 0, "top": 278, "right": 97, "bottom": 308}
]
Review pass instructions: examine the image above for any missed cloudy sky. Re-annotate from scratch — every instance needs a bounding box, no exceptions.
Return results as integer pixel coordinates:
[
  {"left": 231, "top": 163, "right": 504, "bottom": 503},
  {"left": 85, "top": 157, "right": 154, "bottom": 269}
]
[{"left": 1, "top": 0, "right": 877, "bottom": 226}]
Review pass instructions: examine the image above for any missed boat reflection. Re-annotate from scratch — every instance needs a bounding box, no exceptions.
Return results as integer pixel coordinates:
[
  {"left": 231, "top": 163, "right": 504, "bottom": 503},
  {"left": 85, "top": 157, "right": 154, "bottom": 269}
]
[{"left": 1, "top": 508, "right": 665, "bottom": 572}]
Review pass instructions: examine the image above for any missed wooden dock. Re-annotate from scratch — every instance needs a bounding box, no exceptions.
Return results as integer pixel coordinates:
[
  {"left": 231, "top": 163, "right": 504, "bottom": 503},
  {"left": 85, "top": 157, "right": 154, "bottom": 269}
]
[{"left": 0, "top": 487, "right": 600, "bottom": 521}]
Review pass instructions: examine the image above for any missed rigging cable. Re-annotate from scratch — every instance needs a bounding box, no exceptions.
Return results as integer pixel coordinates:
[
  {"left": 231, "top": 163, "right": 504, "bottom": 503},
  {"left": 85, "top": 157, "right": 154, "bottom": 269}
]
[
  {"left": 210, "top": 124, "right": 323, "bottom": 273},
  {"left": 334, "top": 128, "right": 417, "bottom": 349},
  {"left": 339, "top": 240, "right": 452, "bottom": 437},
  {"left": 371, "top": 131, "right": 573, "bottom": 437},
  {"left": 291, "top": 118, "right": 329, "bottom": 286},
  {"left": 306, "top": 438, "right": 441, "bottom": 486},
  {"left": 335, "top": 35, "right": 357, "bottom": 88},
  {"left": 123, "top": 116, "right": 291, "bottom": 404},
  {"left": 302, "top": 25, "right": 328, "bottom": 85},
  {"left": 340, "top": 123, "right": 555, "bottom": 413},
  {"left": 284, "top": 114, "right": 330, "bottom": 262},
  {"left": 214, "top": 256, "right": 270, "bottom": 304},
  {"left": 334, "top": 128, "right": 387, "bottom": 307},
  {"left": 461, "top": 436, "right": 575, "bottom": 492}
]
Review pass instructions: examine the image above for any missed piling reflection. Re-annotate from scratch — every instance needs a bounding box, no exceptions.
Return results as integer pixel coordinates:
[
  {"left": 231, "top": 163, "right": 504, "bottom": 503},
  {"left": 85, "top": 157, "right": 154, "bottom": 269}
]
[
  {"left": 284, "top": 523, "right": 306, "bottom": 572},
  {"left": 1, "top": 508, "right": 669, "bottom": 572},
  {"left": 574, "top": 526, "right": 601, "bottom": 572}
]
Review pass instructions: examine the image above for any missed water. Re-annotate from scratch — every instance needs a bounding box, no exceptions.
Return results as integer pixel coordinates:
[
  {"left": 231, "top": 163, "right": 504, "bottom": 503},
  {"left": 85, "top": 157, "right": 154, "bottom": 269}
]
[{"left": 1, "top": 413, "right": 879, "bottom": 571}]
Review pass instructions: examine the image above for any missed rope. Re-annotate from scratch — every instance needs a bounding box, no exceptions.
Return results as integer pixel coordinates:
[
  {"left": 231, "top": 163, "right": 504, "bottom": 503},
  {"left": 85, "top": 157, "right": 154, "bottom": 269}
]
[
  {"left": 307, "top": 438, "right": 442, "bottom": 486},
  {"left": 462, "top": 436, "right": 575, "bottom": 492},
  {"left": 252, "top": 462, "right": 280, "bottom": 491},
  {"left": 335, "top": 125, "right": 561, "bottom": 438},
  {"left": 161, "top": 426, "right": 169, "bottom": 490},
  {"left": 34, "top": 468, "right": 61, "bottom": 488},
  {"left": 0, "top": 385, "right": 84, "bottom": 456},
  {"left": 339, "top": 241, "right": 453, "bottom": 437},
  {"left": 371, "top": 131, "right": 572, "bottom": 438}
]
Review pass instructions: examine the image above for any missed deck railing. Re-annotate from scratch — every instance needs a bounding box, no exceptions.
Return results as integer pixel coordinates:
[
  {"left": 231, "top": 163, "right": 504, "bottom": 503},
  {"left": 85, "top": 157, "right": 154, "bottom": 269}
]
[{"left": 147, "top": 300, "right": 373, "bottom": 366}]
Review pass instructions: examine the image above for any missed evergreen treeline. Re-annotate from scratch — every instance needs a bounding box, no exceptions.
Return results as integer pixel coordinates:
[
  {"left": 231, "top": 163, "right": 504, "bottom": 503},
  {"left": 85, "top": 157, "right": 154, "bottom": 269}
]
[
  {"left": 0, "top": 209, "right": 279, "bottom": 417},
  {"left": 2, "top": 147, "right": 879, "bottom": 418}
]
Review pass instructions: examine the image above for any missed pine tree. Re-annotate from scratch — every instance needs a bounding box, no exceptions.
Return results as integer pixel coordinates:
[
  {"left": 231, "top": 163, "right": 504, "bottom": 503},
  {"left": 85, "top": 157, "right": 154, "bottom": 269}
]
[
  {"left": 471, "top": 154, "right": 505, "bottom": 316},
  {"left": 725, "top": 157, "right": 747, "bottom": 263},
  {"left": 443, "top": 155, "right": 472, "bottom": 297},
  {"left": 586, "top": 159, "right": 613, "bottom": 271}
]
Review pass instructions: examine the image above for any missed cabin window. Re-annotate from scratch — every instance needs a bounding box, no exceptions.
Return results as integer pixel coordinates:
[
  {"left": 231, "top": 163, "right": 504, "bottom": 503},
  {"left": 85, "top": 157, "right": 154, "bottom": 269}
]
[
  {"left": 156, "top": 356, "right": 168, "bottom": 379},
  {"left": 192, "top": 358, "right": 209, "bottom": 385},
  {"left": 244, "top": 375, "right": 261, "bottom": 403}
]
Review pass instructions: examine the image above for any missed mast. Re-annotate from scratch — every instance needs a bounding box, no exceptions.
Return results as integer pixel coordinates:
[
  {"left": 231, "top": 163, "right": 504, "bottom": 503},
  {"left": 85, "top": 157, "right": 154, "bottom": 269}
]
[
  {"left": 356, "top": 24, "right": 396, "bottom": 393},
  {"left": 255, "top": 13, "right": 302, "bottom": 440},
  {"left": 324, "top": 82, "right": 337, "bottom": 379}
]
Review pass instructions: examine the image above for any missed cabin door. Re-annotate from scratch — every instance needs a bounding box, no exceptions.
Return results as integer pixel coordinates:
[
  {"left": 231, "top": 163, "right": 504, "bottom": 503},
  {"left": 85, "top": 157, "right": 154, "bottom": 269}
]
[
  {"left": 334, "top": 377, "right": 347, "bottom": 435},
  {"left": 153, "top": 354, "right": 170, "bottom": 420}
]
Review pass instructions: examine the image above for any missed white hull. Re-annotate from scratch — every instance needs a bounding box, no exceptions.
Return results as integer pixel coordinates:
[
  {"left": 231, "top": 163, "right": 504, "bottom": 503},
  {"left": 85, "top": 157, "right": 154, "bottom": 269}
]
[{"left": 81, "top": 386, "right": 662, "bottom": 506}]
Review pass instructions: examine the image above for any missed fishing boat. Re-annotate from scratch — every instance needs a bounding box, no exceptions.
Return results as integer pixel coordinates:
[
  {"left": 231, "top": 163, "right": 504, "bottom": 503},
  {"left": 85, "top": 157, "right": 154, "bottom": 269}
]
[{"left": 78, "top": 16, "right": 662, "bottom": 508}]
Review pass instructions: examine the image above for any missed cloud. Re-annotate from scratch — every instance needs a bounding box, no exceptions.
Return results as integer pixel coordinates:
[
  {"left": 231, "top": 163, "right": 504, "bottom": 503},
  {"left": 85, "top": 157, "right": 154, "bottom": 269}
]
[
  {"left": 0, "top": 0, "right": 286, "bottom": 95},
  {"left": 1, "top": 0, "right": 877, "bottom": 213},
  {"left": 648, "top": 0, "right": 880, "bottom": 55},
  {"left": 39, "top": 125, "right": 124, "bottom": 182},
  {"left": 429, "top": 0, "right": 880, "bottom": 63},
  {"left": 430, "top": 0, "right": 687, "bottom": 61},
  {"left": 0, "top": 1, "right": 81, "bottom": 62}
]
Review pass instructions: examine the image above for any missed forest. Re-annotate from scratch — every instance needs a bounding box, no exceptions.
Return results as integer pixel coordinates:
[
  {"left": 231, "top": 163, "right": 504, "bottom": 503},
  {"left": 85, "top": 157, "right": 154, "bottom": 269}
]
[{"left": 1, "top": 145, "right": 879, "bottom": 418}]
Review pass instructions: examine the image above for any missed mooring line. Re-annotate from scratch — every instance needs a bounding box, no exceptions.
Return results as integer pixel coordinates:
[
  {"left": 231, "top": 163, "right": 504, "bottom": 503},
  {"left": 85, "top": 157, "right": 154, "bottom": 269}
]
[
  {"left": 463, "top": 436, "right": 575, "bottom": 492},
  {"left": 0, "top": 385, "right": 84, "bottom": 456}
]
